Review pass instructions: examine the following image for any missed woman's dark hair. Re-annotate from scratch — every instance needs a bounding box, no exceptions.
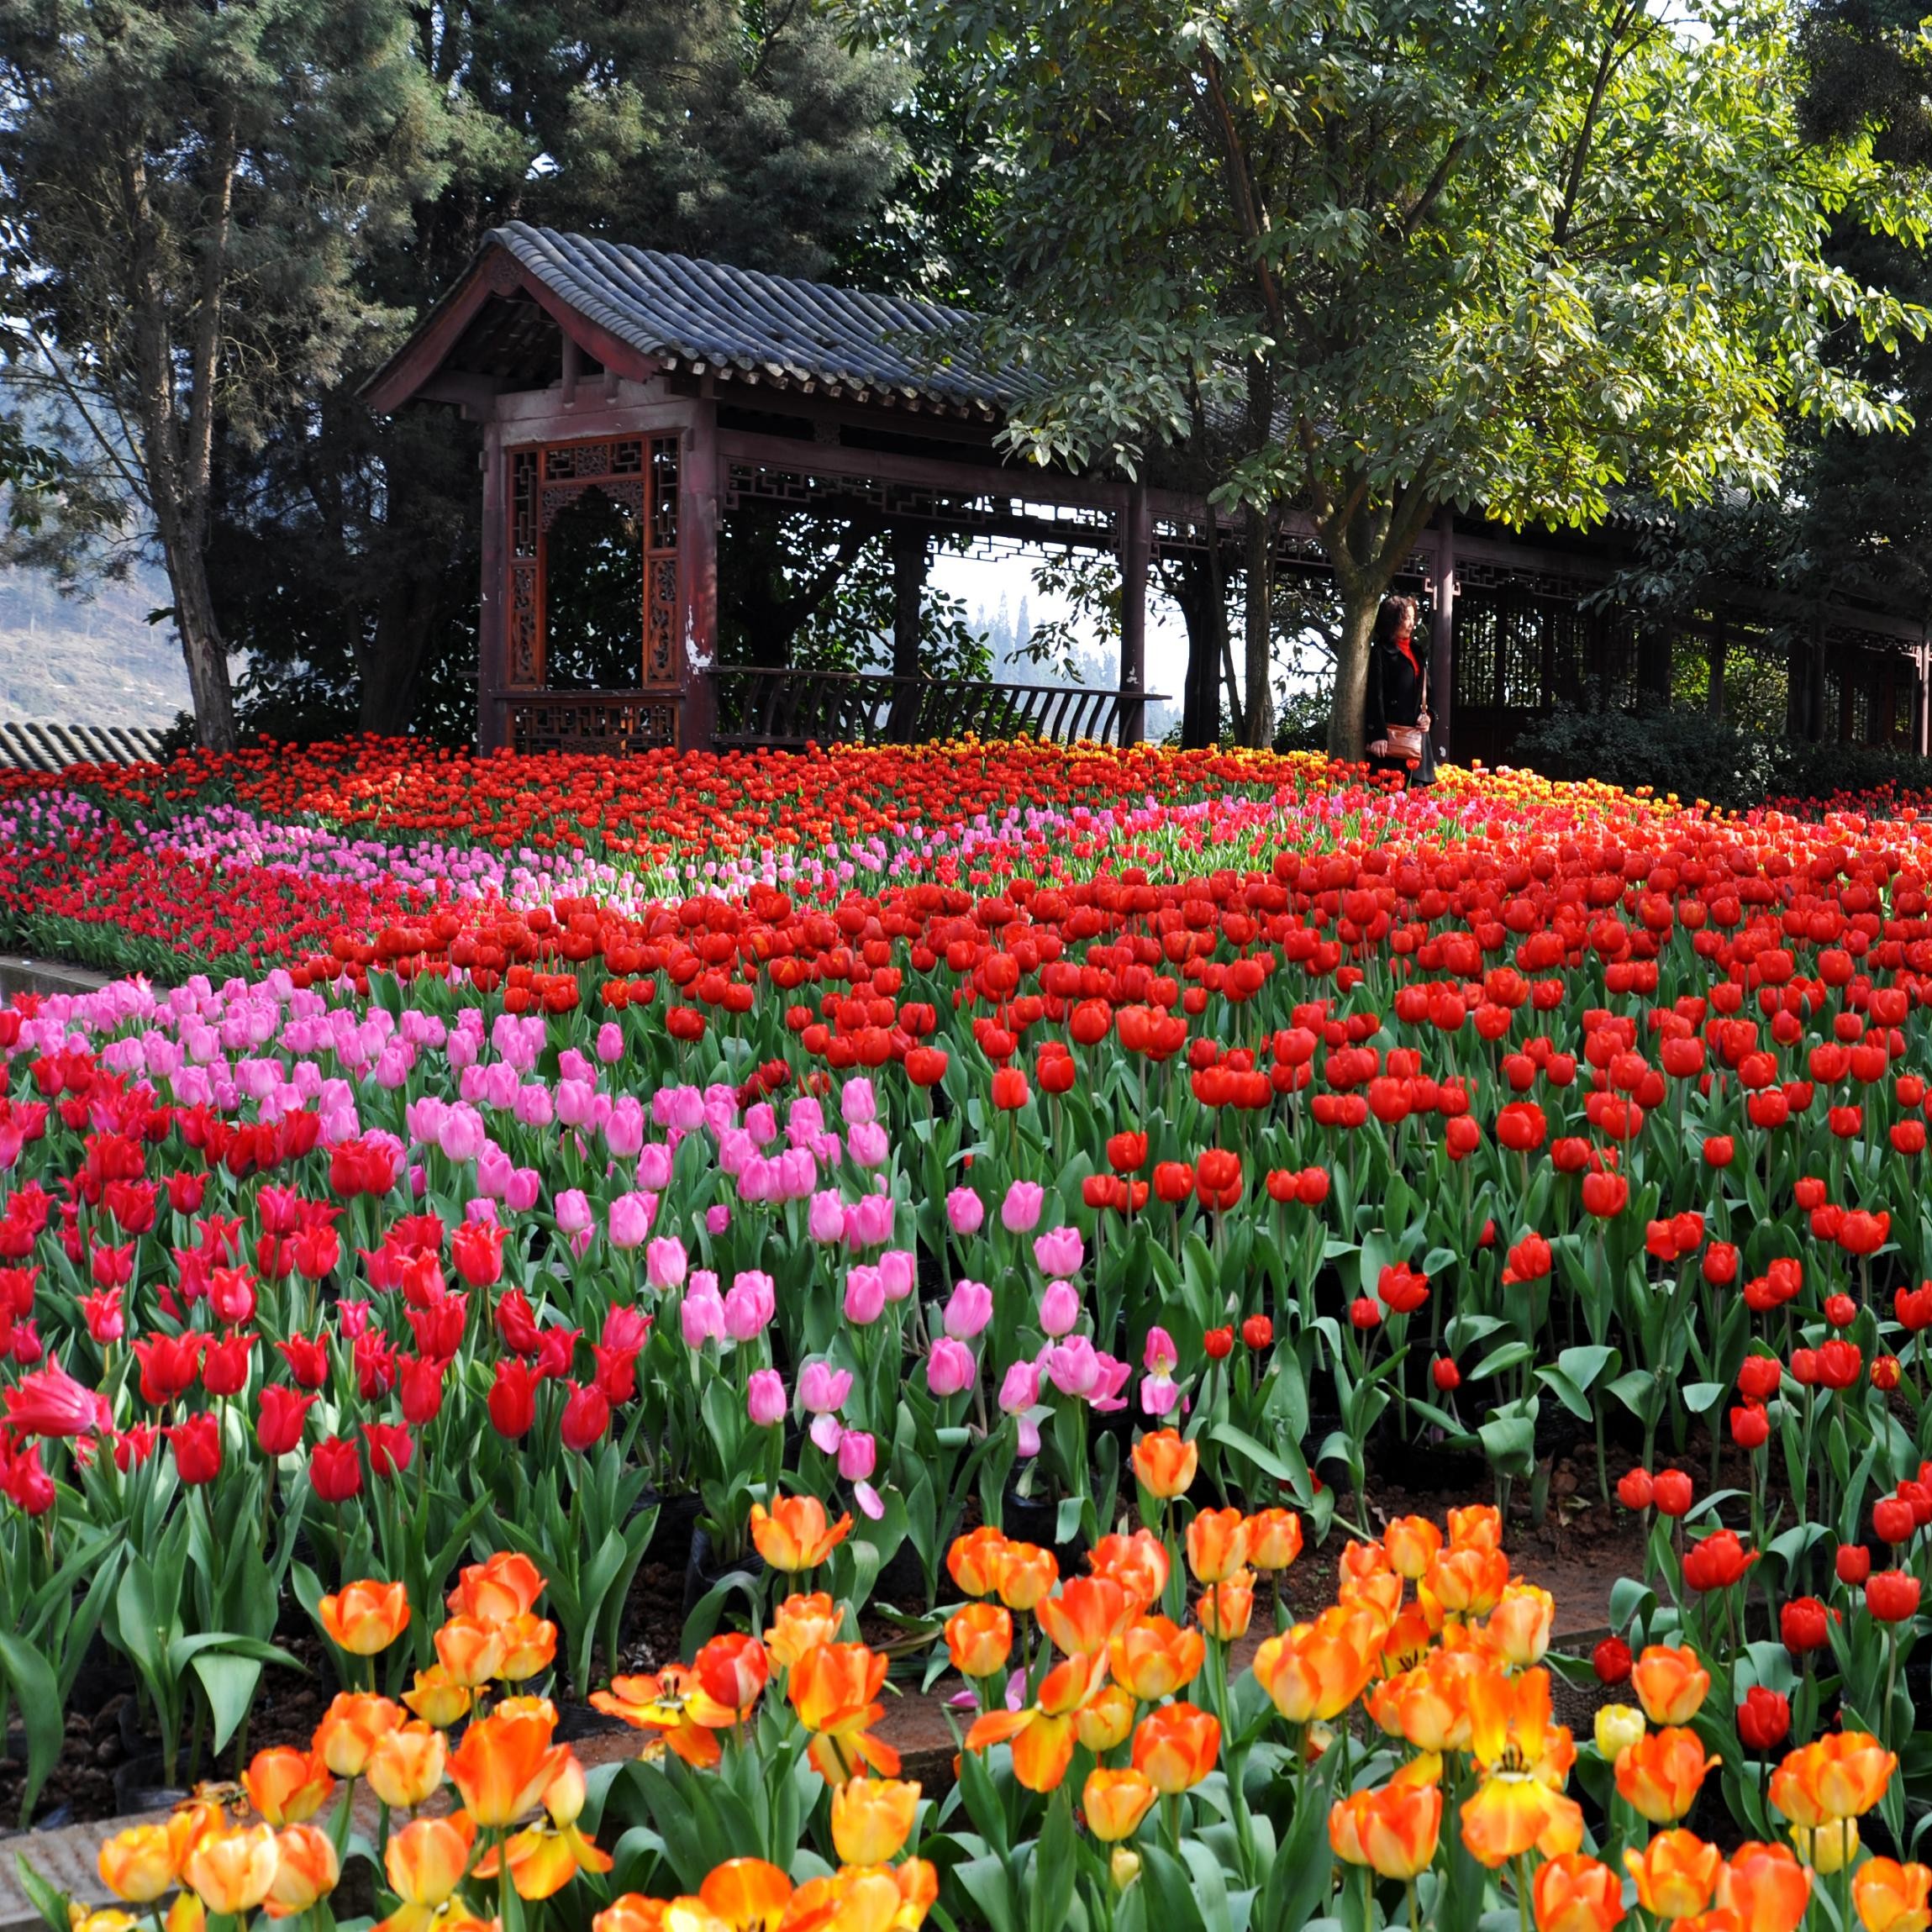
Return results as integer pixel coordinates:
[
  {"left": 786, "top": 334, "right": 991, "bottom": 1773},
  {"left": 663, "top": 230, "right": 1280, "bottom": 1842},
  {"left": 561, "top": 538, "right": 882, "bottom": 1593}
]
[{"left": 1373, "top": 595, "right": 1419, "bottom": 650}]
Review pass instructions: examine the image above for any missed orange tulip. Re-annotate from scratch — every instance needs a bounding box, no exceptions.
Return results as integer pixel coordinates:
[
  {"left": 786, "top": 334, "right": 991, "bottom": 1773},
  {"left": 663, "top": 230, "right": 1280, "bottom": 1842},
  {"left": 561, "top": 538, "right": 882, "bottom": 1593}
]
[
  {"left": 1340, "top": 1538, "right": 1392, "bottom": 1587},
  {"left": 380, "top": 1814, "right": 476, "bottom": 1932},
  {"left": 1793, "top": 1819, "right": 1863, "bottom": 1875},
  {"left": 1614, "top": 1725, "right": 1719, "bottom": 1824},
  {"left": 1448, "top": 1504, "right": 1503, "bottom": 1551},
  {"left": 1245, "top": 1508, "right": 1303, "bottom": 1573},
  {"left": 1716, "top": 1841, "right": 1812, "bottom": 1932},
  {"left": 446, "top": 1551, "right": 545, "bottom": 1624},
  {"left": 1197, "top": 1571, "right": 1256, "bottom": 1641},
  {"left": 1341, "top": 1568, "right": 1405, "bottom": 1624},
  {"left": 1853, "top": 1856, "right": 1932, "bottom": 1932},
  {"left": 1037, "top": 1576, "right": 1132, "bottom": 1656},
  {"left": 1383, "top": 1515, "right": 1442, "bottom": 1581},
  {"left": 435, "top": 1614, "right": 509, "bottom": 1688},
  {"left": 1425, "top": 1545, "right": 1509, "bottom": 1618},
  {"left": 594, "top": 1898, "right": 670, "bottom": 1932},
  {"left": 1629, "top": 1643, "right": 1710, "bottom": 1725},
  {"left": 181, "top": 1825, "right": 280, "bottom": 1917},
  {"left": 1329, "top": 1790, "right": 1372, "bottom": 1866},
  {"left": 1185, "top": 1508, "right": 1250, "bottom": 1583},
  {"left": 592, "top": 1666, "right": 728, "bottom": 1769},
  {"left": 1087, "top": 1529, "right": 1171, "bottom": 1609},
  {"left": 402, "top": 1664, "right": 473, "bottom": 1729},
  {"left": 993, "top": 1541, "right": 1058, "bottom": 1613},
  {"left": 1082, "top": 1767, "right": 1157, "bottom": 1841},
  {"left": 446, "top": 1707, "right": 568, "bottom": 1827},
  {"left": 1356, "top": 1780, "right": 1442, "bottom": 1880},
  {"left": 946, "top": 1527, "right": 1010, "bottom": 1598},
  {"left": 787, "top": 1642, "right": 901, "bottom": 1781},
  {"left": 1532, "top": 1852, "right": 1626, "bottom": 1932},
  {"left": 1109, "top": 1616, "right": 1205, "bottom": 1701},
  {"left": 313, "top": 1691, "right": 405, "bottom": 1776},
  {"left": 945, "top": 1602, "right": 1013, "bottom": 1680},
  {"left": 964, "top": 1650, "right": 1106, "bottom": 1792},
  {"left": 693, "top": 1635, "right": 769, "bottom": 1720},
  {"left": 318, "top": 1579, "right": 411, "bottom": 1656},
  {"left": 1380, "top": 1603, "right": 1437, "bottom": 1675},
  {"left": 1075, "top": 1682, "right": 1137, "bottom": 1753},
  {"left": 243, "top": 1745, "right": 334, "bottom": 1825},
  {"left": 765, "top": 1591, "right": 843, "bottom": 1669},
  {"left": 1253, "top": 1606, "right": 1382, "bottom": 1723},
  {"left": 699, "top": 1858, "right": 793, "bottom": 1931},
  {"left": 263, "top": 1825, "right": 340, "bottom": 1921},
  {"left": 1130, "top": 1429, "right": 1198, "bottom": 1499},
  {"left": 1487, "top": 1583, "right": 1555, "bottom": 1669},
  {"left": 1624, "top": 1829, "right": 1722, "bottom": 1919},
  {"left": 1367, "top": 1654, "right": 1476, "bottom": 1755},
  {"left": 1461, "top": 1775, "right": 1581, "bottom": 1867},
  {"left": 830, "top": 1777, "right": 920, "bottom": 1865},
  {"left": 749, "top": 1495, "right": 851, "bottom": 1571},
  {"left": 366, "top": 1722, "right": 450, "bottom": 1810},
  {"left": 1130, "top": 1703, "right": 1219, "bottom": 1794},
  {"left": 97, "top": 1824, "right": 182, "bottom": 1904},
  {"left": 497, "top": 1612, "right": 559, "bottom": 1682}
]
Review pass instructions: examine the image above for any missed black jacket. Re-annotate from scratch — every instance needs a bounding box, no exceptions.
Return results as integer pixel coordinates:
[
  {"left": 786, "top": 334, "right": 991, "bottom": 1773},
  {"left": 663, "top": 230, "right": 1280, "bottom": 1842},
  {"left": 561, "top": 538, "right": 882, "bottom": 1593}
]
[{"left": 1364, "top": 637, "right": 1426, "bottom": 748}]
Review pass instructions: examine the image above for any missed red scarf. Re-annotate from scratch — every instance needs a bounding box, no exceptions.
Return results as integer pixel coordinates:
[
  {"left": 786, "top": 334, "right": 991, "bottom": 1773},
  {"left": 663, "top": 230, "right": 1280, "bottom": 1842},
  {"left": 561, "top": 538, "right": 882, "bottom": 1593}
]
[{"left": 1396, "top": 634, "right": 1419, "bottom": 676}]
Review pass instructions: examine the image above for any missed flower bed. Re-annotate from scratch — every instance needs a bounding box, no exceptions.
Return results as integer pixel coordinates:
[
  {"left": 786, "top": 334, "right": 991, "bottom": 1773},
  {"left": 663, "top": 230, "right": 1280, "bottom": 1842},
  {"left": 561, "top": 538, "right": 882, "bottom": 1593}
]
[{"left": 0, "top": 740, "right": 1930, "bottom": 1927}]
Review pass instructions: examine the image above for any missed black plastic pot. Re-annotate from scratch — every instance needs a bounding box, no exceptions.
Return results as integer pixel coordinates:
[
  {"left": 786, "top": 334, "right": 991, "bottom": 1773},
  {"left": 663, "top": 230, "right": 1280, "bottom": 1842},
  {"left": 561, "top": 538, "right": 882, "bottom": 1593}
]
[
  {"left": 113, "top": 1754, "right": 188, "bottom": 1816},
  {"left": 683, "top": 1525, "right": 766, "bottom": 1618},
  {"left": 640, "top": 1488, "right": 703, "bottom": 1572},
  {"left": 1000, "top": 1478, "right": 1088, "bottom": 1572}
]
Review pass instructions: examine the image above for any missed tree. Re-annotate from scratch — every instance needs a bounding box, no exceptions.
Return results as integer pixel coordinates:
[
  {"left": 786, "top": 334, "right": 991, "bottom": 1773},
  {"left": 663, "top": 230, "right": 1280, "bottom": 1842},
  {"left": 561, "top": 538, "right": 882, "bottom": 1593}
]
[
  {"left": 904, "top": 0, "right": 1928, "bottom": 759},
  {"left": 208, "top": 0, "right": 911, "bottom": 741},
  {"left": 0, "top": 0, "right": 451, "bottom": 750}
]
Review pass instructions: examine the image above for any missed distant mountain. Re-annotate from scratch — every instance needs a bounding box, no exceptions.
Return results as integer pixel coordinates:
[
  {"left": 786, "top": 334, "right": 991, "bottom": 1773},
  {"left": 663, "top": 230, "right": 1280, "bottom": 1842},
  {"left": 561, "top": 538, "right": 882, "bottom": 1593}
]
[{"left": 0, "top": 567, "right": 191, "bottom": 726}]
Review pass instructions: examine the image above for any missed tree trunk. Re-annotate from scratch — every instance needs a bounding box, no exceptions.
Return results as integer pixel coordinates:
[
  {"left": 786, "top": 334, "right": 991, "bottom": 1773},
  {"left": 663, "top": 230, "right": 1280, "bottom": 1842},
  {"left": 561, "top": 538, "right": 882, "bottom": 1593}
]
[
  {"left": 165, "top": 540, "right": 236, "bottom": 750},
  {"left": 1327, "top": 573, "right": 1383, "bottom": 761},
  {"left": 1241, "top": 503, "right": 1273, "bottom": 747},
  {"left": 359, "top": 571, "right": 442, "bottom": 734}
]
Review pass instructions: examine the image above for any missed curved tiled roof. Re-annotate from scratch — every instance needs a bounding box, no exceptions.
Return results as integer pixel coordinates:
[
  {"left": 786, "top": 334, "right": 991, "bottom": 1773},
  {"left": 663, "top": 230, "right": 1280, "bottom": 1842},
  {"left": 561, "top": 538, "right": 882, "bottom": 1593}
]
[{"left": 483, "top": 222, "right": 1008, "bottom": 412}]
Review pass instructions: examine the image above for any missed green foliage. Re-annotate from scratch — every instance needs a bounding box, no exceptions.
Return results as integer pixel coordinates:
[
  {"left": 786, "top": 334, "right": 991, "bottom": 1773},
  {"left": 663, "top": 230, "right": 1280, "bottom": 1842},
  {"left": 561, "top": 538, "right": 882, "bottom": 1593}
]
[{"left": 895, "top": 0, "right": 1932, "bottom": 755}]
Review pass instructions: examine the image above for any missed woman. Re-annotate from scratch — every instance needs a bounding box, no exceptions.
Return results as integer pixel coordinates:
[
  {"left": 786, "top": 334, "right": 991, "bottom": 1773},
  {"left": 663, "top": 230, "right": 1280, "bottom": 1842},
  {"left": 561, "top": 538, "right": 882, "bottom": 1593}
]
[{"left": 1363, "top": 594, "right": 1431, "bottom": 784}]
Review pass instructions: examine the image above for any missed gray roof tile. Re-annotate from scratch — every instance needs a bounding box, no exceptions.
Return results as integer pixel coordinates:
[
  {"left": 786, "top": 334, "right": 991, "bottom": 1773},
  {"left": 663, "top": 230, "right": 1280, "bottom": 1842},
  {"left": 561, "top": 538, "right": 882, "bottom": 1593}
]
[{"left": 487, "top": 223, "right": 1007, "bottom": 411}]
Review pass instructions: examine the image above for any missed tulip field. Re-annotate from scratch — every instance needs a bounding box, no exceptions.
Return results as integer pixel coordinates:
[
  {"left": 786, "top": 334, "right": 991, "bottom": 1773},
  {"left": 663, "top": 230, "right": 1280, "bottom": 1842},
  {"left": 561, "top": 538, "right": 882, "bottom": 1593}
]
[{"left": 7, "top": 738, "right": 1932, "bottom": 1932}]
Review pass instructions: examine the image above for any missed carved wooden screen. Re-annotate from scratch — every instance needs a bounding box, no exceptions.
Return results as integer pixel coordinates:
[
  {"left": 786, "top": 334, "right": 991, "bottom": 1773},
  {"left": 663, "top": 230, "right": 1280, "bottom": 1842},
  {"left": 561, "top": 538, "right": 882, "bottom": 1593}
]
[{"left": 504, "top": 433, "right": 682, "bottom": 689}]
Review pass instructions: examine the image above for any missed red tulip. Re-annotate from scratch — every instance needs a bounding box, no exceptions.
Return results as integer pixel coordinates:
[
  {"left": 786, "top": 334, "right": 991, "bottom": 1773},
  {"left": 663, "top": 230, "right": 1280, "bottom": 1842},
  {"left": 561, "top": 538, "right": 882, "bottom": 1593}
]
[
  {"left": 166, "top": 1413, "right": 223, "bottom": 1486},
  {"left": 1592, "top": 1636, "right": 1632, "bottom": 1685},
  {"left": 1867, "top": 1570, "right": 1922, "bottom": 1622},
  {"left": 1651, "top": 1469, "right": 1693, "bottom": 1517},
  {"left": 1837, "top": 1544, "right": 1872, "bottom": 1586},
  {"left": 309, "top": 1435, "right": 361, "bottom": 1503},
  {"left": 1736, "top": 1685, "right": 1791, "bottom": 1752},
  {"left": 1780, "top": 1597, "right": 1829, "bottom": 1654},
  {"left": 487, "top": 1359, "right": 538, "bottom": 1439},
  {"left": 255, "top": 1386, "right": 314, "bottom": 1457},
  {"left": 560, "top": 1382, "right": 611, "bottom": 1453}
]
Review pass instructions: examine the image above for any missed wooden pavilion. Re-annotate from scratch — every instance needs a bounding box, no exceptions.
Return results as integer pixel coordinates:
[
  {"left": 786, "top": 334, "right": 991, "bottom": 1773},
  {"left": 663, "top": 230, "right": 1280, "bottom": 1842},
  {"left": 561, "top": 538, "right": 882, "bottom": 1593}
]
[{"left": 365, "top": 222, "right": 1929, "bottom": 764}]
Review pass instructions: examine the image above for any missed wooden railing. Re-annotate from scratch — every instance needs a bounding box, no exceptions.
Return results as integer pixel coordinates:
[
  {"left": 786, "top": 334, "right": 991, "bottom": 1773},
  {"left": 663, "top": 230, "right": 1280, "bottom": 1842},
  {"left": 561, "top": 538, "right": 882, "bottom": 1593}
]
[
  {"left": 708, "top": 668, "right": 1160, "bottom": 750},
  {"left": 507, "top": 690, "right": 680, "bottom": 755}
]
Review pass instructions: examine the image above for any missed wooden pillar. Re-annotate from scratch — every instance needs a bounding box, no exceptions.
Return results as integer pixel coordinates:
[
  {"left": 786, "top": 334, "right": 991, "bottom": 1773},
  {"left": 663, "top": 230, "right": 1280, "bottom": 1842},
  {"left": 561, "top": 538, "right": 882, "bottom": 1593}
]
[
  {"left": 887, "top": 524, "right": 928, "bottom": 741},
  {"left": 1430, "top": 509, "right": 1455, "bottom": 758},
  {"left": 1119, "top": 482, "right": 1150, "bottom": 745},
  {"left": 1920, "top": 640, "right": 1930, "bottom": 757},
  {"left": 680, "top": 397, "right": 719, "bottom": 753},
  {"left": 1706, "top": 614, "right": 1726, "bottom": 719},
  {"left": 477, "top": 419, "right": 508, "bottom": 751}
]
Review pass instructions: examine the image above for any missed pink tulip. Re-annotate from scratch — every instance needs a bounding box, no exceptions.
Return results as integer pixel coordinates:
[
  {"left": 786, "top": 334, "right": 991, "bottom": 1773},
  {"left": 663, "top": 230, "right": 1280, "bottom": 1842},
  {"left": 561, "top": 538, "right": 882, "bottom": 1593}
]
[
  {"left": 646, "top": 1237, "right": 687, "bottom": 1291},
  {"left": 799, "top": 1360, "right": 852, "bottom": 1415},
  {"left": 808, "top": 1191, "right": 847, "bottom": 1245},
  {"left": 724, "top": 1271, "right": 775, "bottom": 1340},
  {"left": 706, "top": 1203, "right": 730, "bottom": 1235},
  {"left": 998, "top": 1359, "right": 1040, "bottom": 1414},
  {"left": 845, "top": 1265, "right": 886, "bottom": 1325},
  {"left": 848, "top": 1121, "right": 889, "bottom": 1168},
  {"left": 595, "top": 1023, "right": 624, "bottom": 1064},
  {"left": 879, "top": 1249, "right": 915, "bottom": 1302},
  {"left": 1038, "top": 1280, "right": 1081, "bottom": 1338},
  {"left": 635, "top": 1144, "right": 673, "bottom": 1191},
  {"left": 840, "top": 1078, "right": 877, "bottom": 1126},
  {"left": 680, "top": 1287, "right": 727, "bottom": 1348},
  {"left": 837, "top": 1430, "right": 877, "bottom": 1482},
  {"left": 608, "top": 1192, "right": 656, "bottom": 1250},
  {"left": 747, "top": 1369, "right": 787, "bottom": 1427},
  {"left": 1033, "top": 1225, "right": 1084, "bottom": 1277},
  {"left": 555, "top": 1189, "right": 592, "bottom": 1235},
  {"left": 927, "top": 1339, "right": 977, "bottom": 1398},
  {"left": 844, "top": 1192, "right": 894, "bottom": 1249},
  {"left": 946, "top": 1187, "right": 984, "bottom": 1236},
  {"left": 945, "top": 1278, "right": 992, "bottom": 1340},
  {"left": 1001, "top": 1182, "right": 1044, "bottom": 1234}
]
